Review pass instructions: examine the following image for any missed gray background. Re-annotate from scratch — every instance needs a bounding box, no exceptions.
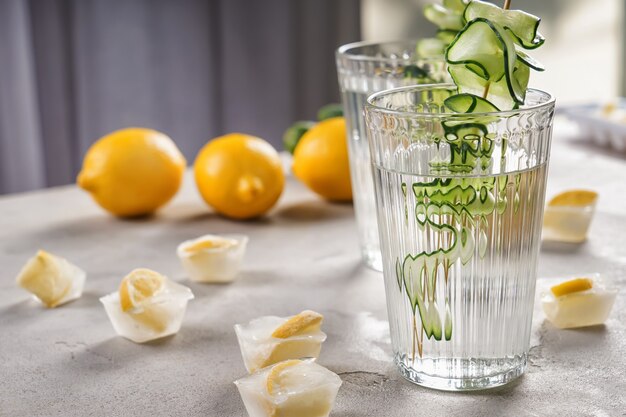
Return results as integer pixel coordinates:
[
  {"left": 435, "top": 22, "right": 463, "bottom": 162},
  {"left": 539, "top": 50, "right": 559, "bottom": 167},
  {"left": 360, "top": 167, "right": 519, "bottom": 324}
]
[
  {"left": 0, "top": 0, "right": 360, "bottom": 194},
  {"left": 1, "top": 0, "right": 624, "bottom": 195}
]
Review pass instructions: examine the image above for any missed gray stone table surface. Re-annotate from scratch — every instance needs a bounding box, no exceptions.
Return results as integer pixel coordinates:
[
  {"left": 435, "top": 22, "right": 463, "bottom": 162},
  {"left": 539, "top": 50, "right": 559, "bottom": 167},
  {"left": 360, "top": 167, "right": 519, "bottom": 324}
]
[{"left": 1, "top": 119, "right": 625, "bottom": 417}]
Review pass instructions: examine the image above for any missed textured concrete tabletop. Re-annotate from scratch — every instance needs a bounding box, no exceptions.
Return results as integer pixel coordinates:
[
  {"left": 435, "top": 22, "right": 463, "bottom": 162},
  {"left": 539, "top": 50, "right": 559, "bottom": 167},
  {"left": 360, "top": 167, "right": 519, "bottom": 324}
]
[{"left": 1, "top": 120, "right": 625, "bottom": 417}]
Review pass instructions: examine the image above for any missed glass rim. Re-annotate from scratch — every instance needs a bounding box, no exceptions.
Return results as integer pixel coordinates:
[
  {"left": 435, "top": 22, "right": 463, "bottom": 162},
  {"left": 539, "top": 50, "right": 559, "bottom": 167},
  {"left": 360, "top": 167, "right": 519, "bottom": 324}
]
[
  {"left": 336, "top": 39, "right": 444, "bottom": 64},
  {"left": 366, "top": 84, "right": 556, "bottom": 119}
]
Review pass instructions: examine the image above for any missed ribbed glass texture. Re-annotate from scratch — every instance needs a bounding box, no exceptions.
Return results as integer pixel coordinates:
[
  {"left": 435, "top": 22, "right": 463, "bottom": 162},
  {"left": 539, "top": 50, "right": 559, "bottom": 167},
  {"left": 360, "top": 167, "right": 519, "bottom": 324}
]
[
  {"left": 364, "top": 85, "right": 556, "bottom": 390},
  {"left": 336, "top": 41, "right": 447, "bottom": 271}
]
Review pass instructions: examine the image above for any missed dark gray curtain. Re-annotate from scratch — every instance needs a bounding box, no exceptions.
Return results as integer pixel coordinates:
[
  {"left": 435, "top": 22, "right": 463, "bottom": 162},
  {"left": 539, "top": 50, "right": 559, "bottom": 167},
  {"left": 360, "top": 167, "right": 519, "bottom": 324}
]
[{"left": 0, "top": 0, "right": 361, "bottom": 194}]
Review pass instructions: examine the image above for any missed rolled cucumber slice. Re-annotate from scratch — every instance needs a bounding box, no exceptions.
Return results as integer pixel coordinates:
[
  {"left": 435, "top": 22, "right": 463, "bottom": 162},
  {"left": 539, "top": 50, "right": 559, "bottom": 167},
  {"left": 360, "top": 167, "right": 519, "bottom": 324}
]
[
  {"left": 464, "top": 0, "right": 544, "bottom": 49},
  {"left": 443, "top": 0, "right": 468, "bottom": 13},
  {"left": 516, "top": 47, "right": 545, "bottom": 71},
  {"left": 416, "top": 38, "right": 446, "bottom": 58},
  {"left": 447, "top": 18, "right": 514, "bottom": 81},
  {"left": 436, "top": 29, "right": 459, "bottom": 44},
  {"left": 424, "top": 4, "right": 465, "bottom": 31},
  {"left": 444, "top": 93, "right": 501, "bottom": 113},
  {"left": 447, "top": 18, "right": 526, "bottom": 109}
]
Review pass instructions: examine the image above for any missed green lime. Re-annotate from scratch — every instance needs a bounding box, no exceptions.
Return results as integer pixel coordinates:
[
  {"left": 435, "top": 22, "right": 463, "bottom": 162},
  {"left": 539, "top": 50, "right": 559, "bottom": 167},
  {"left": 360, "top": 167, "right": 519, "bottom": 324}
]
[
  {"left": 283, "top": 121, "right": 316, "bottom": 154},
  {"left": 317, "top": 104, "right": 343, "bottom": 121}
]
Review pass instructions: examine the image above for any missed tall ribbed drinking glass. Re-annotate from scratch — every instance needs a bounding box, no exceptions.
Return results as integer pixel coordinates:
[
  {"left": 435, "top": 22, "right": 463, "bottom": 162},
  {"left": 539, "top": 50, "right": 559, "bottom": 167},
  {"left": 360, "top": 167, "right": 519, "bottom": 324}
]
[
  {"left": 365, "top": 85, "right": 555, "bottom": 390},
  {"left": 336, "top": 41, "right": 446, "bottom": 271}
]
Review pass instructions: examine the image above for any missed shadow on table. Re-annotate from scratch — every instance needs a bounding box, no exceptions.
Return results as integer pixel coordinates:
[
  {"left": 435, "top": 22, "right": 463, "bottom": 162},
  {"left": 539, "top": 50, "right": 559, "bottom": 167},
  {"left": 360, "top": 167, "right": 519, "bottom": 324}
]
[
  {"left": 538, "top": 320, "right": 609, "bottom": 352},
  {"left": 69, "top": 323, "right": 225, "bottom": 371},
  {"left": 274, "top": 199, "right": 353, "bottom": 223},
  {"left": 1, "top": 290, "right": 101, "bottom": 318},
  {"left": 0, "top": 298, "right": 37, "bottom": 316}
]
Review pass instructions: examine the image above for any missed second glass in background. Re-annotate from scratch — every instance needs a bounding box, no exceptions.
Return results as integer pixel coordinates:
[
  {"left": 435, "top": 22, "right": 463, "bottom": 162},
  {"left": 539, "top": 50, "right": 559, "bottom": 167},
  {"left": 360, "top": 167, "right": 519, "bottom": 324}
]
[{"left": 336, "top": 40, "right": 447, "bottom": 271}]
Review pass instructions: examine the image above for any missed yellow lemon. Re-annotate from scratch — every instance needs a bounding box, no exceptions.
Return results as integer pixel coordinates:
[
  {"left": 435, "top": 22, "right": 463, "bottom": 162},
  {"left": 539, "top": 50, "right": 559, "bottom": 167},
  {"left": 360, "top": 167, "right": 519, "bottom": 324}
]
[
  {"left": 550, "top": 278, "right": 593, "bottom": 298},
  {"left": 266, "top": 360, "right": 302, "bottom": 396},
  {"left": 194, "top": 133, "right": 285, "bottom": 219},
  {"left": 271, "top": 310, "right": 324, "bottom": 339},
  {"left": 292, "top": 117, "right": 352, "bottom": 201},
  {"left": 118, "top": 268, "right": 165, "bottom": 312},
  {"left": 77, "top": 128, "right": 186, "bottom": 217}
]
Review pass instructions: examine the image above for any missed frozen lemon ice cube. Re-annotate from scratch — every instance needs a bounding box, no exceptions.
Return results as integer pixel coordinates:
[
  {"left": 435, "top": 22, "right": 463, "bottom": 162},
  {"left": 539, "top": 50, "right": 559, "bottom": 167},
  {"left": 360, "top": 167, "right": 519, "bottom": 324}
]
[
  {"left": 542, "top": 274, "right": 617, "bottom": 329},
  {"left": 100, "top": 268, "right": 194, "bottom": 343},
  {"left": 235, "top": 311, "right": 326, "bottom": 373},
  {"left": 235, "top": 359, "right": 342, "bottom": 417},
  {"left": 16, "top": 250, "right": 85, "bottom": 308},
  {"left": 542, "top": 190, "right": 598, "bottom": 243},
  {"left": 177, "top": 234, "right": 248, "bottom": 283}
]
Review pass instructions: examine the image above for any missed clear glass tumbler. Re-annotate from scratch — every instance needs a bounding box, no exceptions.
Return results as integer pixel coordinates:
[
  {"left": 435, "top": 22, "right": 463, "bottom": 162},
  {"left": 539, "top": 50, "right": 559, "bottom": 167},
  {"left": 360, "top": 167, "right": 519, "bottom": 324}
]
[
  {"left": 364, "top": 85, "right": 555, "bottom": 390},
  {"left": 336, "top": 41, "right": 447, "bottom": 271}
]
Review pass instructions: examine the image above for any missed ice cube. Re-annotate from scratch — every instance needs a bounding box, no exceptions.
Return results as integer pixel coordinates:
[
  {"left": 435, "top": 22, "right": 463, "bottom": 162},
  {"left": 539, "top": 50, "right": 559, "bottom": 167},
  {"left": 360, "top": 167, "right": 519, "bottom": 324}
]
[
  {"left": 235, "top": 311, "right": 327, "bottom": 373},
  {"left": 235, "top": 359, "right": 342, "bottom": 417},
  {"left": 541, "top": 274, "right": 618, "bottom": 329},
  {"left": 542, "top": 190, "right": 598, "bottom": 243},
  {"left": 177, "top": 234, "right": 248, "bottom": 283},
  {"left": 100, "top": 269, "right": 194, "bottom": 343},
  {"left": 16, "top": 250, "right": 86, "bottom": 308}
]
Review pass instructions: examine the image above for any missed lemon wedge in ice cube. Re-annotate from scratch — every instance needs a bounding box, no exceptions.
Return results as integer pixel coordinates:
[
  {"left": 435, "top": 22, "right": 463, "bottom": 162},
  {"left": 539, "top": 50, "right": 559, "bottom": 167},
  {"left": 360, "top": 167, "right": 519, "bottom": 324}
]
[
  {"left": 119, "top": 268, "right": 165, "bottom": 312},
  {"left": 542, "top": 274, "right": 618, "bottom": 329},
  {"left": 235, "top": 311, "right": 327, "bottom": 373},
  {"left": 266, "top": 359, "right": 302, "bottom": 396},
  {"left": 543, "top": 190, "right": 598, "bottom": 243},
  {"left": 101, "top": 268, "right": 194, "bottom": 343},
  {"left": 548, "top": 190, "right": 598, "bottom": 207},
  {"left": 16, "top": 250, "right": 85, "bottom": 308},
  {"left": 177, "top": 234, "right": 248, "bottom": 283},
  {"left": 184, "top": 237, "right": 237, "bottom": 252},
  {"left": 271, "top": 310, "right": 323, "bottom": 339},
  {"left": 235, "top": 359, "right": 342, "bottom": 417},
  {"left": 550, "top": 277, "right": 593, "bottom": 298}
]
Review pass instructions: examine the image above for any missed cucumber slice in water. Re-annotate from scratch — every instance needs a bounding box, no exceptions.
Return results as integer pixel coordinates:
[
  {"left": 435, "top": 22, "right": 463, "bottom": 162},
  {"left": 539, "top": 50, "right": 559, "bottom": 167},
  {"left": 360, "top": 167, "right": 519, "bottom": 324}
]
[
  {"left": 464, "top": 0, "right": 544, "bottom": 49},
  {"left": 424, "top": 4, "right": 465, "bottom": 31},
  {"left": 444, "top": 93, "right": 501, "bottom": 113}
]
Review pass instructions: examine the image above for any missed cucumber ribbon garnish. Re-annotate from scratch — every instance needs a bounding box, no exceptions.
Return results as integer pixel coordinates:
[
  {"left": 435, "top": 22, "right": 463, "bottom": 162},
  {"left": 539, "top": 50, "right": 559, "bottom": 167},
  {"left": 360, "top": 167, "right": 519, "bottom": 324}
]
[
  {"left": 420, "top": 0, "right": 545, "bottom": 111},
  {"left": 400, "top": 1, "right": 546, "bottom": 356}
]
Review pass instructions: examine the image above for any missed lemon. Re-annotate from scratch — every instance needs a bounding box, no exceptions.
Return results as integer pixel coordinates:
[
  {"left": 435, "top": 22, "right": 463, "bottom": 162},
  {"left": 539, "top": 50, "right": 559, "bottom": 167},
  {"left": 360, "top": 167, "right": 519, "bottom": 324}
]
[
  {"left": 264, "top": 360, "right": 335, "bottom": 417},
  {"left": 194, "top": 133, "right": 285, "bottom": 219},
  {"left": 548, "top": 190, "right": 598, "bottom": 207},
  {"left": 119, "top": 268, "right": 165, "bottom": 312},
  {"left": 271, "top": 310, "right": 324, "bottom": 339},
  {"left": 184, "top": 237, "right": 237, "bottom": 254},
  {"left": 77, "top": 127, "right": 186, "bottom": 217},
  {"left": 292, "top": 117, "right": 352, "bottom": 201},
  {"left": 551, "top": 278, "right": 593, "bottom": 298},
  {"left": 266, "top": 360, "right": 302, "bottom": 396}
]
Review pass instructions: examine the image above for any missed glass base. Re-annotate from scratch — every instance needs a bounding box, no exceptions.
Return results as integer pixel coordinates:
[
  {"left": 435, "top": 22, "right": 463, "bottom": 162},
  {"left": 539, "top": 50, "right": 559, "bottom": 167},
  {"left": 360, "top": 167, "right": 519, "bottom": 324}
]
[
  {"left": 395, "top": 354, "right": 527, "bottom": 391},
  {"left": 362, "top": 247, "right": 383, "bottom": 272}
]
